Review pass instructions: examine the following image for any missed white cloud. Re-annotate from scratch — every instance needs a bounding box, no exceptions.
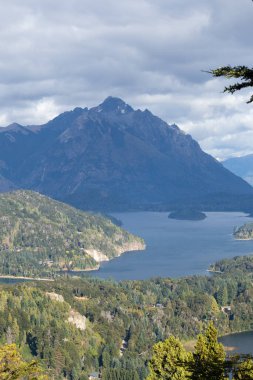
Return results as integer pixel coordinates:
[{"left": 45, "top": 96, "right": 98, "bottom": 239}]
[{"left": 0, "top": 0, "right": 252, "bottom": 158}]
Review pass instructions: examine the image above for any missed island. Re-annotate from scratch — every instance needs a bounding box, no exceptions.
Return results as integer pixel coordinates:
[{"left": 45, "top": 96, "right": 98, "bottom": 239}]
[
  {"left": 168, "top": 209, "right": 207, "bottom": 221},
  {"left": 233, "top": 222, "right": 253, "bottom": 240}
]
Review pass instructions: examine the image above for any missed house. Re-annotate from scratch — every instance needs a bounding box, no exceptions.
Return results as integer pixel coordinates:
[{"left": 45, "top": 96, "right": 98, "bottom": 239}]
[
  {"left": 221, "top": 306, "right": 231, "bottom": 314},
  {"left": 221, "top": 306, "right": 234, "bottom": 320},
  {"left": 88, "top": 372, "right": 100, "bottom": 380}
]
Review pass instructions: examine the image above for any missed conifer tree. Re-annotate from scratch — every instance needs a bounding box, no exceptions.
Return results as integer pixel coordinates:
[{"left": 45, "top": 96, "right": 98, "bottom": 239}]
[
  {"left": 147, "top": 335, "right": 192, "bottom": 380},
  {"left": 209, "top": 2, "right": 253, "bottom": 105},
  {"left": 0, "top": 343, "right": 47, "bottom": 379},
  {"left": 233, "top": 358, "right": 253, "bottom": 380},
  {"left": 191, "top": 323, "right": 227, "bottom": 380},
  {"left": 209, "top": 66, "right": 253, "bottom": 104}
]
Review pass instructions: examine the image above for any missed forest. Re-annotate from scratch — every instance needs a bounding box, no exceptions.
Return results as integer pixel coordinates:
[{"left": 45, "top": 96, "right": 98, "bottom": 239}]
[
  {"left": 0, "top": 253, "right": 253, "bottom": 379},
  {"left": 0, "top": 191, "right": 144, "bottom": 277}
]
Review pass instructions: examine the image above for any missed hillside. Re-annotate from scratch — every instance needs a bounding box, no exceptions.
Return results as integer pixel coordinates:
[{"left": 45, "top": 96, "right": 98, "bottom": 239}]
[
  {"left": 0, "top": 190, "right": 144, "bottom": 277},
  {"left": 0, "top": 97, "right": 252, "bottom": 211},
  {"left": 223, "top": 154, "right": 253, "bottom": 186},
  {"left": 210, "top": 254, "right": 253, "bottom": 275},
  {"left": 2, "top": 268, "right": 253, "bottom": 379}
]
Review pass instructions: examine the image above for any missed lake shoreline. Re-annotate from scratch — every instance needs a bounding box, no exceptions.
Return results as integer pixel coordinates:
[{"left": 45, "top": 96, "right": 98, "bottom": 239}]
[
  {"left": 184, "top": 329, "right": 253, "bottom": 353},
  {"left": 0, "top": 275, "right": 54, "bottom": 281}
]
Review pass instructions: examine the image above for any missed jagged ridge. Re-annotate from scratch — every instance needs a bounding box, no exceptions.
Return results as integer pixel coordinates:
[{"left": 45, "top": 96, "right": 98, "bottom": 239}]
[{"left": 0, "top": 97, "right": 252, "bottom": 211}]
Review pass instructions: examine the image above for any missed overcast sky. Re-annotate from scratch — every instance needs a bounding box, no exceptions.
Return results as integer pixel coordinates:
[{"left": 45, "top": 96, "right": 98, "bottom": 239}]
[{"left": 0, "top": 0, "right": 252, "bottom": 160}]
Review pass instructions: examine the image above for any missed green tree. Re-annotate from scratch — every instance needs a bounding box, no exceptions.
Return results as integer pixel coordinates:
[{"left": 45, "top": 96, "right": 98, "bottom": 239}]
[
  {"left": 233, "top": 358, "right": 253, "bottom": 380},
  {"left": 209, "top": 0, "right": 253, "bottom": 107},
  {"left": 191, "top": 323, "right": 227, "bottom": 380},
  {"left": 216, "top": 285, "right": 228, "bottom": 306},
  {"left": 209, "top": 66, "right": 253, "bottom": 104},
  {"left": 210, "top": 296, "right": 220, "bottom": 315},
  {"left": 147, "top": 335, "right": 192, "bottom": 380},
  {"left": 0, "top": 343, "right": 47, "bottom": 379}
]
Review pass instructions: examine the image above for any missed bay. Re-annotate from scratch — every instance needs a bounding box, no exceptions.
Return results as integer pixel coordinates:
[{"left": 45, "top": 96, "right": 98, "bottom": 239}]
[
  {"left": 85, "top": 212, "right": 253, "bottom": 280},
  {"left": 219, "top": 331, "right": 253, "bottom": 354}
]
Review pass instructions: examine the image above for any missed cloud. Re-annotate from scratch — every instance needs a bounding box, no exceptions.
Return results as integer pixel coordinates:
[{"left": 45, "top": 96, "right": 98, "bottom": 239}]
[{"left": 0, "top": 0, "right": 252, "bottom": 158}]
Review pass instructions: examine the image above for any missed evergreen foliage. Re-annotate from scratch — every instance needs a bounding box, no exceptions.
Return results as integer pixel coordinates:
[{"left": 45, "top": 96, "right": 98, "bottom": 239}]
[
  {"left": 147, "top": 324, "right": 253, "bottom": 379},
  {"left": 209, "top": 66, "right": 253, "bottom": 103},
  {"left": 147, "top": 336, "right": 192, "bottom": 380},
  {"left": 0, "top": 343, "right": 47, "bottom": 379},
  {"left": 233, "top": 358, "right": 253, "bottom": 379},
  {"left": 0, "top": 190, "right": 143, "bottom": 277},
  {"left": 0, "top": 254, "right": 253, "bottom": 378},
  {"left": 191, "top": 323, "right": 226, "bottom": 380}
]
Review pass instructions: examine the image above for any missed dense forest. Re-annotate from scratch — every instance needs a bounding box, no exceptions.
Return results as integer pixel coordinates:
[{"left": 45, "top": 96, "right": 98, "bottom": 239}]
[
  {"left": 210, "top": 254, "right": 253, "bottom": 276},
  {"left": 1, "top": 254, "right": 253, "bottom": 379},
  {"left": 147, "top": 323, "right": 253, "bottom": 379},
  {"left": 0, "top": 191, "right": 144, "bottom": 277},
  {"left": 168, "top": 209, "right": 206, "bottom": 221}
]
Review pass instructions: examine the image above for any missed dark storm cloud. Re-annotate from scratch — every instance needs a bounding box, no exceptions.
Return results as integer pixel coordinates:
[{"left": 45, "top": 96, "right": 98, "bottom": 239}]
[{"left": 0, "top": 0, "right": 252, "bottom": 158}]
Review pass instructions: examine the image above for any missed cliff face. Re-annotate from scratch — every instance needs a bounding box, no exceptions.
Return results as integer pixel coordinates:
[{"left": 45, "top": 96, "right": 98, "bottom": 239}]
[
  {"left": 0, "top": 97, "right": 252, "bottom": 211},
  {"left": 84, "top": 241, "right": 146, "bottom": 267},
  {"left": 115, "top": 241, "right": 146, "bottom": 256}
]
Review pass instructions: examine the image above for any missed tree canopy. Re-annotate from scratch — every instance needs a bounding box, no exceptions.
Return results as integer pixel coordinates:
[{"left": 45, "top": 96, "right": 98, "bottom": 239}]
[
  {"left": 147, "top": 323, "right": 253, "bottom": 380},
  {"left": 0, "top": 344, "right": 47, "bottom": 380},
  {"left": 209, "top": 1, "right": 253, "bottom": 105},
  {"left": 209, "top": 66, "right": 253, "bottom": 104}
]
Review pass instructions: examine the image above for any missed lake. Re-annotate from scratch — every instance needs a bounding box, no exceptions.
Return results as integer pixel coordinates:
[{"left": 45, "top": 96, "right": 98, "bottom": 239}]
[
  {"left": 85, "top": 211, "right": 253, "bottom": 280},
  {"left": 220, "top": 331, "right": 253, "bottom": 354}
]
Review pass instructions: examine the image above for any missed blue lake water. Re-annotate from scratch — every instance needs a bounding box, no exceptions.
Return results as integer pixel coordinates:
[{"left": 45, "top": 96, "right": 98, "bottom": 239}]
[
  {"left": 219, "top": 331, "right": 253, "bottom": 354},
  {"left": 84, "top": 211, "right": 253, "bottom": 281}
]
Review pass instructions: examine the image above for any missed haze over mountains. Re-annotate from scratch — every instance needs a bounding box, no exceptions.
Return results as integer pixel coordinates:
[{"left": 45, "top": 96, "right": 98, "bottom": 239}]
[
  {"left": 223, "top": 155, "right": 253, "bottom": 187},
  {"left": 0, "top": 97, "right": 252, "bottom": 211}
]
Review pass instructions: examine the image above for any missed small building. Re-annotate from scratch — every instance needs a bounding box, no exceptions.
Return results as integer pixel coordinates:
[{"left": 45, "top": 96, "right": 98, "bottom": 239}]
[
  {"left": 155, "top": 303, "right": 165, "bottom": 309},
  {"left": 221, "top": 306, "right": 234, "bottom": 320},
  {"left": 221, "top": 306, "right": 231, "bottom": 314},
  {"left": 88, "top": 372, "right": 100, "bottom": 380}
]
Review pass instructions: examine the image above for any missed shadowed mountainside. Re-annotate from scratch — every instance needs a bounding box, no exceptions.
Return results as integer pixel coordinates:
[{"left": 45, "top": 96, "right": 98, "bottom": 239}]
[{"left": 0, "top": 97, "right": 252, "bottom": 211}]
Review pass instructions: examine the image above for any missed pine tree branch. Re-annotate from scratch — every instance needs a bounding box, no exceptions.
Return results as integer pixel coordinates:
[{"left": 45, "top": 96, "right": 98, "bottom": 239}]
[{"left": 206, "top": 65, "right": 253, "bottom": 103}]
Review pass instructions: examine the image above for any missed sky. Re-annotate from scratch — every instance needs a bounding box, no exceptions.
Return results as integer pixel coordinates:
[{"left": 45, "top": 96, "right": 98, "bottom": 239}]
[{"left": 0, "top": 0, "right": 252, "bottom": 160}]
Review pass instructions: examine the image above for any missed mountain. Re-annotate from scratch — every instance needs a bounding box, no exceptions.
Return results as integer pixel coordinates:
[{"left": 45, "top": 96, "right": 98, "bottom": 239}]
[
  {"left": 0, "top": 97, "right": 252, "bottom": 211},
  {"left": 223, "top": 154, "right": 253, "bottom": 186},
  {"left": 0, "top": 190, "right": 144, "bottom": 277}
]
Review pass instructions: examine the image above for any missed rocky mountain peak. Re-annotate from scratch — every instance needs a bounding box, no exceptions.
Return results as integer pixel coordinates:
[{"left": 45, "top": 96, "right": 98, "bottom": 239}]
[
  {"left": 0, "top": 97, "right": 252, "bottom": 211},
  {"left": 1, "top": 123, "right": 25, "bottom": 132},
  {"left": 92, "top": 96, "right": 134, "bottom": 114}
]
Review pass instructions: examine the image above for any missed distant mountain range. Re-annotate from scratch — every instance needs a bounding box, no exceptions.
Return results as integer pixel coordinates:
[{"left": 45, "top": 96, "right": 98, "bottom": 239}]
[
  {"left": 0, "top": 96, "right": 252, "bottom": 211},
  {"left": 223, "top": 155, "right": 253, "bottom": 186}
]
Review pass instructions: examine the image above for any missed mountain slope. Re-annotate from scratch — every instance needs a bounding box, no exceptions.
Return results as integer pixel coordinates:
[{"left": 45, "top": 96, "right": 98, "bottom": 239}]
[
  {"left": 0, "top": 190, "right": 144, "bottom": 277},
  {"left": 0, "top": 97, "right": 252, "bottom": 210},
  {"left": 223, "top": 154, "right": 253, "bottom": 186}
]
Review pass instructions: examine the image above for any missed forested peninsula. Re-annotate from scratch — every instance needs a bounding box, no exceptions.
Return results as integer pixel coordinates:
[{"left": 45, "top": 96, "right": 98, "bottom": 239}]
[{"left": 0, "top": 191, "right": 145, "bottom": 278}]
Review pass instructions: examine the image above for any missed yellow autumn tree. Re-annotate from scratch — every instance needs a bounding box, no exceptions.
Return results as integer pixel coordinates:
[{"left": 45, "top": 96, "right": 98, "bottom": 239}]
[{"left": 0, "top": 344, "right": 47, "bottom": 380}]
